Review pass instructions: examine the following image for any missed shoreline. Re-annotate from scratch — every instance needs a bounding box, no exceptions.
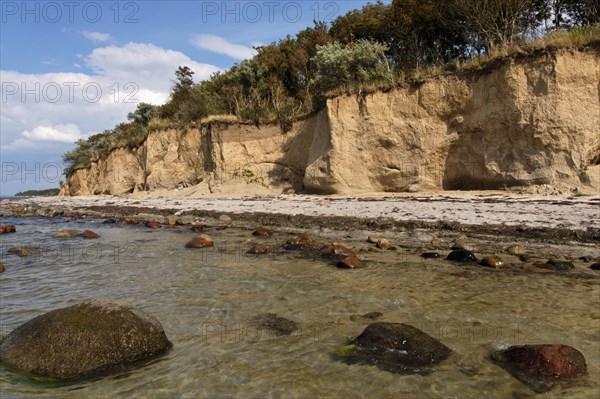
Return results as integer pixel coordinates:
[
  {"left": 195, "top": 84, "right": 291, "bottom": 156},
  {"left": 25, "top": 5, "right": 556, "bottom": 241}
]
[{"left": 2, "top": 193, "right": 599, "bottom": 243}]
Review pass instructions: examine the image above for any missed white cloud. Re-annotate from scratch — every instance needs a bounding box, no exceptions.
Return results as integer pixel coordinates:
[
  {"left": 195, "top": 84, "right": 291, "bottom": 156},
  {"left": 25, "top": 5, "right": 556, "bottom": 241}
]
[
  {"left": 81, "top": 31, "right": 113, "bottom": 43},
  {"left": 85, "top": 42, "right": 220, "bottom": 85},
  {"left": 1, "top": 42, "right": 221, "bottom": 153},
  {"left": 191, "top": 34, "right": 256, "bottom": 60},
  {"left": 22, "top": 124, "right": 83, "bottom": 143}
]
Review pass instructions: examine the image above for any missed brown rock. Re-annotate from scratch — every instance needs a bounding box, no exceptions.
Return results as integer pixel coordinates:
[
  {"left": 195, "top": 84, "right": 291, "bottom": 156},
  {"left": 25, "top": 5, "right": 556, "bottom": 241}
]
[
  {"left": 247, "top": 244, "right": 269, "bottom": 255},
  {"left": 252, "top": 226, "right": 274, "bottom": 236},
  {"left": 0, "top": 262, "right": 4, "bottom": 273},
  {"left": 219, "top": 215, "right": 232, "bottom": 222},
  {"left": 337, "top": 256, "right": 366, "bottom": 269},
  {"left": 82, "top": 230, "right": 100, "bottom": 239},
  {"left": 589, "top": 263, "right": 600, "bottom": 270},
  {"left": 55, "top": 230, "right": 81, "bottom": 238},
  {"left": 480, "top": 255, "right": 505, "bottom": 268},
  {"left": 284, "top": 234, "right": 312, "bottom": 250},
  {"left": 492, "top": 344, "right": 588, "bottom": 393},
  {"left": 185, "top": 235, "right": 214, "bottom": 249},
  {"left": 145, "top": 221, "right": 162, "bottom": 229},
  {"left": 0, "top": 225, "right": 16, "bottom": 234},
  {"left": 376, "top": 239, "right": 390, "bottom": 250},
  {"left": 319, "top": 244, "right": 355, "bottom": 259}
]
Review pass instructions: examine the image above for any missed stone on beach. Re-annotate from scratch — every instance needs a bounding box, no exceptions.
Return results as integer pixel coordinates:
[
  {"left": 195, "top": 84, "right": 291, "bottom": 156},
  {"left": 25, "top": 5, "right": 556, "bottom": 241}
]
[
  {"left": 0, "top": 299, "right": 172, "bottom": 380},
  {"left": 0, "top": 262, "right": 4, "bottom": 273},
  {"left": 185, "top": 234, "right": 214, "bottom": 248}
]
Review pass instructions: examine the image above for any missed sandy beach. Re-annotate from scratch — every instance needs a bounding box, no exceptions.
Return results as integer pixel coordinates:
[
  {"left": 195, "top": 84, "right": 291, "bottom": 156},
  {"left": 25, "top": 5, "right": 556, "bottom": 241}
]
[{"left": 18, "top": 193, "right": 600, "bottom": 232}]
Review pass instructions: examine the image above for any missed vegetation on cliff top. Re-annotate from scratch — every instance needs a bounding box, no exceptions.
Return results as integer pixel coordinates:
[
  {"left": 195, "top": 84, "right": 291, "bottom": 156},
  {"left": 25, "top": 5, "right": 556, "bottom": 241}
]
[
  {"left": 14, "top": 189, "right": 60, "bottom": 197},
  {"left": 63, "top": 0, "right": 599, "bottom": 178}
]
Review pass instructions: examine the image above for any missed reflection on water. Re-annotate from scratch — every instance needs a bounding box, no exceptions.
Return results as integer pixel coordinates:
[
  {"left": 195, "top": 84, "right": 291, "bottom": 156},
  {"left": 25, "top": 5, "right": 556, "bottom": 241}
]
[{"left": 1, "top": 218, "right": 599, "bottom": 398}]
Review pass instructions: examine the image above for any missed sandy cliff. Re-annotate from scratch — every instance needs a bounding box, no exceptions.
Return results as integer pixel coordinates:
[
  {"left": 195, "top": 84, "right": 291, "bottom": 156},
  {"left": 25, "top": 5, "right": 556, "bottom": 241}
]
[{"left": 61, "top": 47, "right": 600, "bottom": 197}]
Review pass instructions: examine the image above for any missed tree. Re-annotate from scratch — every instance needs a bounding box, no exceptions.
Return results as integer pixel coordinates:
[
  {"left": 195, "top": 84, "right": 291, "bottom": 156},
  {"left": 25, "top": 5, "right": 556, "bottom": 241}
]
[
  {"left": 313, "top": 40, "right": 394, "bottom": 93},
  {"left": 127, "top": 103, "right": 158, "bottom": 126}
]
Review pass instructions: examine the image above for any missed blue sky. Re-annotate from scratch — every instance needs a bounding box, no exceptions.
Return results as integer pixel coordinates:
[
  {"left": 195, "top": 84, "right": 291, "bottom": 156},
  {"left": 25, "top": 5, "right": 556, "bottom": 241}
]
[{"left": 0, "top": 0, "right": 375, "bottom": 195}]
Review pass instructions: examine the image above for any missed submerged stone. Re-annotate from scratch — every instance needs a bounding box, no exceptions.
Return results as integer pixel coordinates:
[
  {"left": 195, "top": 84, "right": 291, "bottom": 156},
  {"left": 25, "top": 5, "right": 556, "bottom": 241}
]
[
  {"left": 336, "top": 256, "right": 366, "bottom": 269},
  {"left": 252, "top": 226, "right": 274, "bottom": 236},
  {"left": 491, "top": 344, "right": 587, "bottom": 393},
  {"left": 55, "top": 229, "right": 81, "bottom": 238},
  {"left": 0, "top": 299, "right": 172, "bottom": 380},
  {"left": 247, "top": 244, "right": 270, "bottom": 255},
  {"left": 341, "top": 322, "right": 452, "bottom": 374},
  {"left": 284, "top": 234, "right": 312, "bottom": 250},
  {"left": 319, "top": 244, "right": 355, "bottom": 259},
  {"left": 249, "top": 313, "right": 299, "bottom": 336},
  {"left": 0, "top": 225, "right": 16, "bottom": 234}
]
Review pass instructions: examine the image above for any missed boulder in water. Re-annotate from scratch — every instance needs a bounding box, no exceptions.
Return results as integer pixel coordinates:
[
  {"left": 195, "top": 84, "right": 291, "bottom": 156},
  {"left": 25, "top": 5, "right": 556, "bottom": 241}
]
[
  {"left": 491, "top": 344, "right": 587, "bottom": 393},
  {"left": 0, "top": 299, "right": 172, "bottom": 380}
]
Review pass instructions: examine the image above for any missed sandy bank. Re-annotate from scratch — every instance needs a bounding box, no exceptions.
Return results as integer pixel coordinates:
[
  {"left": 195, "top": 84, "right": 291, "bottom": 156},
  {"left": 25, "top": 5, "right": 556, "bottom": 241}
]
[{"left": 21, "top": 193, "right": 600, "bottom": 232}]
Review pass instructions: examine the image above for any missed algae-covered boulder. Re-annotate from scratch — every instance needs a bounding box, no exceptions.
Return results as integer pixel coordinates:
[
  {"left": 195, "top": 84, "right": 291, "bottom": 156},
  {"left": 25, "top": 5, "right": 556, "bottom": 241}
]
[
  {"left": 340, "top": 322, "right": 452, "bottom": 374},
  {"left": 0, "top": 299, "right": 172, "bottom": 380}
]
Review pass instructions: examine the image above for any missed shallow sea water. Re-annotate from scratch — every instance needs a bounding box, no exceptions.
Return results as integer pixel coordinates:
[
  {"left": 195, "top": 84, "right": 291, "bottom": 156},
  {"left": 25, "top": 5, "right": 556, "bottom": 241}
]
[{"left": 1, "top": 218, "right": 599, "bottom": 398}]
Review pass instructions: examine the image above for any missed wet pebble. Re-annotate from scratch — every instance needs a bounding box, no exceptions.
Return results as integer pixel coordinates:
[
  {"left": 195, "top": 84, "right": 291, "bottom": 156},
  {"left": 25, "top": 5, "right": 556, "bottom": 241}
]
[
  {"left": 185, "top": 235, "right": 214, "bottom": 249},
  {"left": 446, "top": 249, "right": 477, "bottom": 263},
  {"left": 590, "top": 263, "right": 600, "bottom": 271},
  {"left": 480, "top": 255, "right": 505, "bottom": 268}
]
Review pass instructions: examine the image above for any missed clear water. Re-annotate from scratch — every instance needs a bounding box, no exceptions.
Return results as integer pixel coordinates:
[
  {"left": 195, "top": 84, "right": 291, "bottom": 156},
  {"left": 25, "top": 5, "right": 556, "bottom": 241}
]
[{"left": 1, "top": 218, "right": 599, "bottom": 398}]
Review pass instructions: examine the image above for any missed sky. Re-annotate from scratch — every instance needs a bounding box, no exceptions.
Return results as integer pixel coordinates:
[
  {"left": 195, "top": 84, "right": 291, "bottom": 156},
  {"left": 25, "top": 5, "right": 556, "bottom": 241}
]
[{"left": 0, "top": 0, "right": 374, "bottom": 195}]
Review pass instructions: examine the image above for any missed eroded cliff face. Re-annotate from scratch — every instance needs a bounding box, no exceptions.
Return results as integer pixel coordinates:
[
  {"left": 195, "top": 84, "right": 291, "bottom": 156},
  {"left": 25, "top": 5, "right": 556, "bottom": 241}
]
[{"left": 61, "top": 48, "right": 600, "bottom": 197}]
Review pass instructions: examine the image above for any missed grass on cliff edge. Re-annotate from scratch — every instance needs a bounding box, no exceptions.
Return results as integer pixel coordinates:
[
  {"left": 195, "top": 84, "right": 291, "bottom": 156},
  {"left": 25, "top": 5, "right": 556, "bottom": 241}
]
[{"left": 326, "top": 24, "right": 600, "bottom": 97}]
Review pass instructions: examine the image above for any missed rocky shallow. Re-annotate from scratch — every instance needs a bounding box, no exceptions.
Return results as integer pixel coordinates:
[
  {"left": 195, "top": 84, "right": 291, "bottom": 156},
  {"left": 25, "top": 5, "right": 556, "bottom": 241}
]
[{"left": 1, "top": 196, "right": 599, "bottom": 392}]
